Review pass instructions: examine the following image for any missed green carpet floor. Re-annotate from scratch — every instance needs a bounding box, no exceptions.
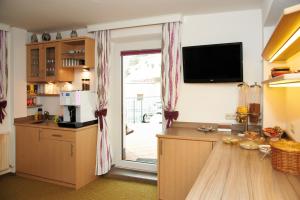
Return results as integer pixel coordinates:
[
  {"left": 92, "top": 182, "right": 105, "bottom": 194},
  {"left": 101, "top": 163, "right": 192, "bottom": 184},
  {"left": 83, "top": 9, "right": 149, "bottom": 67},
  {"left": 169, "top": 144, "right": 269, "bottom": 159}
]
[{"left": 0, "top": 174, "right": 157, "bottom": 200}]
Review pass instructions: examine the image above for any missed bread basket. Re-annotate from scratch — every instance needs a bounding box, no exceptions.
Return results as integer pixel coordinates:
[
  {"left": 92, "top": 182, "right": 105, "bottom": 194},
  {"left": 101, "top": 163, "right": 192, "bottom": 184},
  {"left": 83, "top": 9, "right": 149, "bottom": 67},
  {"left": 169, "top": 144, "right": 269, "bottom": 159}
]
[{"left": 270, "top": 140, "right": 300, "bottom": 175}]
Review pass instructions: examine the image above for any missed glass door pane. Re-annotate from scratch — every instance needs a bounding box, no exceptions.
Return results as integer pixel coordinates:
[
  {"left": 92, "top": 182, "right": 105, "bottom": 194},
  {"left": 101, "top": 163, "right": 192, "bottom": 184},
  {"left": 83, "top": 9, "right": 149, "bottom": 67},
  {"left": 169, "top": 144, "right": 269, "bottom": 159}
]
[
  {"left": 122, "top": 50, "right": 162, "bottom": 165},
  {"left": 30, "top": 49, "right": 40, "bottom": 77},
  {"left": 45, "top": 47, "right": 56, "bottom": 77}
]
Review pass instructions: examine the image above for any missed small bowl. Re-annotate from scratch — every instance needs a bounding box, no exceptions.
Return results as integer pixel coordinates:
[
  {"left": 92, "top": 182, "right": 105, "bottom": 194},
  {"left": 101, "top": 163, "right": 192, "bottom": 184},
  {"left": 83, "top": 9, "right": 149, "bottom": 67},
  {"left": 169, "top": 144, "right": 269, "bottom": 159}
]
[{"left": 258, "top": 144, "right": 271, "bottom": 154}]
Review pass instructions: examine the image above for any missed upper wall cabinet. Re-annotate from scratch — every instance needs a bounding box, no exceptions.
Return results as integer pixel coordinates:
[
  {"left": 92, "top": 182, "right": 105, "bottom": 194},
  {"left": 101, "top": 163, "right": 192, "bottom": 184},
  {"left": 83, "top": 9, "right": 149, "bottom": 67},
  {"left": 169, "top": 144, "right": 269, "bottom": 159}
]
[
  {"left": 27, "top": 37, "right": 95, "bottom": 83},
  {"left": 262, "top": 4, "right": 300, "bottom": 62},
  {"left": 27, "top": 44, "right": 44, "bottom": 82}
]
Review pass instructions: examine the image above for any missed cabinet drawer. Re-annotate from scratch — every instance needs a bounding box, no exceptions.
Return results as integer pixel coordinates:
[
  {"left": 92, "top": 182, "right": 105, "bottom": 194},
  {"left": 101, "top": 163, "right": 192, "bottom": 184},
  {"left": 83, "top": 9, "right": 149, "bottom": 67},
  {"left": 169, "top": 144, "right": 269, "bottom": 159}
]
[{"left": 40, "top": 129, "right": 75, "bottom": 142}]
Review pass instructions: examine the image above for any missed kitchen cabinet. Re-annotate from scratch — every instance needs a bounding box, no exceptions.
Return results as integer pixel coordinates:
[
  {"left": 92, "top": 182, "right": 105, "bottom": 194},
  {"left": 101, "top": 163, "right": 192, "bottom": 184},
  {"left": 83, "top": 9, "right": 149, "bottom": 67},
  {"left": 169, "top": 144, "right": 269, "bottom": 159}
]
[
  {"left": 27, "top": 42, "right": 74, "bottom": 83},
  {"left": 26, "top": 37, "right": 95, "bottom": 83},
  {"left": 27, "top": 44, "right": 44, "bottom": 82},
  {"left": 39, "top": 129, "right": 75, "bottom": 184},
  {"left": 158, "top": 137, "right": 213, "bottom": 200},
  {"left": 43, "top": 42, "right": 74, "bottom": 82},
  {"left": 16, "top": 126, "right": 40, "bottom": 175},
  {"left": 15, "top": 124, "right": 97, "bottom": 189}
]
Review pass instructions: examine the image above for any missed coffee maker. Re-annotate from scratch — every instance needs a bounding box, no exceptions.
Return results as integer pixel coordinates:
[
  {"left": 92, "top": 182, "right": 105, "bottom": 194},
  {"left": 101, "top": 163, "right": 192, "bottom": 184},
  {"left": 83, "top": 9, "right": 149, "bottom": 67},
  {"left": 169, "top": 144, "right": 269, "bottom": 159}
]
[{"left": 59, "top": 91, "right": 97, "bottom": 128}]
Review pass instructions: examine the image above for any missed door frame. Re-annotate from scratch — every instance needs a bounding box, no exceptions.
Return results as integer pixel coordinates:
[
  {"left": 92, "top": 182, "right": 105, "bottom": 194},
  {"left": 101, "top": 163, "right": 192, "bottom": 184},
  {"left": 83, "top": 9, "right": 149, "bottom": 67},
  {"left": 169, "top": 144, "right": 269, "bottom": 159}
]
[{"left": 117, "top": 49, "right": 161, "bottom": 172}]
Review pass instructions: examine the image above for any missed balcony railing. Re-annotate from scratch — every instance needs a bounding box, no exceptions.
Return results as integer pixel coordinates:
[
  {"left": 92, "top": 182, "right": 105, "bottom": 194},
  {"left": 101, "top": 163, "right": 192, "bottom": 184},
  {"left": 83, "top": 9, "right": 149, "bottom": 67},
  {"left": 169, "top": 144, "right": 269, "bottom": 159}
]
[{"left": 125, "top": 96, "right": 162, "bottom": 124}]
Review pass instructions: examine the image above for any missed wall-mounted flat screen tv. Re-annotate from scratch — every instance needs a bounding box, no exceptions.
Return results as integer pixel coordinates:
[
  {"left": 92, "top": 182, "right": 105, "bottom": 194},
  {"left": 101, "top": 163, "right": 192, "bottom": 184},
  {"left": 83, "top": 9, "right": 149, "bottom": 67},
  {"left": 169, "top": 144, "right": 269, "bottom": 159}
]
[{"left": 182, "top": 42, "right": 243, "bottom": 83}]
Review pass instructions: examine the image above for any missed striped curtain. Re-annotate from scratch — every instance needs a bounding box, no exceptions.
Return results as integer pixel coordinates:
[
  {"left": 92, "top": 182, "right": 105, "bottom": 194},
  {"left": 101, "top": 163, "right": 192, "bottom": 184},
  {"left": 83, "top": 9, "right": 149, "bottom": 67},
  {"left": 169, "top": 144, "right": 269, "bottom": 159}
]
[
  {"left": 161, "top": 22, "right": 181, "bottom": 128},
  {"left": 95, "top": 30, "right": 112, "bottom": 175},
  {"left": 0, "top": 30, "right": 8, "bottom": 124}
]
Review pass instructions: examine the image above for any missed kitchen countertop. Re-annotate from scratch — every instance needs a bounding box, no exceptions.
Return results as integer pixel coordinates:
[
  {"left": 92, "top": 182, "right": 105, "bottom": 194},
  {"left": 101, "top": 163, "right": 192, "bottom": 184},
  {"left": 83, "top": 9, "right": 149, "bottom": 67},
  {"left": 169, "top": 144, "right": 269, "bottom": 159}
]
[
  {"left": 186, "top": 140, "right": 300, "bottom": 200},
  {"left": 157, "top": 127, "right": 227, "bottom": 142},
  {"left": 14, "top": 119, "right": 98, "bottom": 131}
]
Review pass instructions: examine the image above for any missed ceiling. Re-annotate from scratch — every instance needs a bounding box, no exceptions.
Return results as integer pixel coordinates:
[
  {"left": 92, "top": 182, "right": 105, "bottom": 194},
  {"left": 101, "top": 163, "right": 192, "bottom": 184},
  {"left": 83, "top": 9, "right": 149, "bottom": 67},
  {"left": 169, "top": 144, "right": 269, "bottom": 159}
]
[
  {"left": 264, "top": 0, "right": 300, "bottom": 26},
  {"left": 0, "top": 0, "right": 262, "bottom": 32}
]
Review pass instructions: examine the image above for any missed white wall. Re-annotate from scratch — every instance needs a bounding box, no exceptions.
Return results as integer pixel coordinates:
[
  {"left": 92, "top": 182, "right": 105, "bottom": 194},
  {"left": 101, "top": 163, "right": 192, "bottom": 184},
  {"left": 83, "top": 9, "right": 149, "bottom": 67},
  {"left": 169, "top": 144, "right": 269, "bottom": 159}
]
[
  {"left": 12, "top": 28, "right": 27, "bottom": 118},
  {"left": 284, "top": 52, "right": 300, "bottom": 141},
  {"left": 177, "top": 9, "right": 263, "bottom": 124},
  {"left": 108, "top": 10, "right": 263, "bottom": 166},
  {"left": 6, "top": 27, "right": 27, "bottom": 173},
  {"left": 262, "top": 25, "right": 287, "bottom": 129}
]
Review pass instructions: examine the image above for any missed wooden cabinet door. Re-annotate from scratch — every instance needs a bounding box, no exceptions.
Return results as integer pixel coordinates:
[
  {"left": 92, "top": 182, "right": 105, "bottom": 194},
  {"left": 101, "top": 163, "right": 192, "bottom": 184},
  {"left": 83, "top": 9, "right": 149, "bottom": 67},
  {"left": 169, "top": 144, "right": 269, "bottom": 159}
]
[
  {"left": 27, "top": 44, "right": 45, "bottom": 82},
  {"left": 39, "top": 129, "right": 75, "bottom": 184},
  {"left": 158, "top": 138, "right": 213, "bottom": 200},
  {"left": 44, "top": 42, "right": 59, "bottom": 82},
  {"left": 16, "top": 126, "right": 40, "bottom": 175},
  {"left": 158, "top": 138, "right": 177, "bottom": 200}
]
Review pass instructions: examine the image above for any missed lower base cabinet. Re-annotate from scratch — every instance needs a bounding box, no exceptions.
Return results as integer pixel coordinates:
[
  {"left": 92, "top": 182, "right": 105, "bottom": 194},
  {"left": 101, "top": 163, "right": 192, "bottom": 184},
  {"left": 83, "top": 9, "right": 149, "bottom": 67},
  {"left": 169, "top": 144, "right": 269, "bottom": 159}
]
[
  {"left": 16, "top": 125, "right": 97, "bottom": 189},
  {"left": 158, "top": 137, "right": 213, "bottom": 200}
]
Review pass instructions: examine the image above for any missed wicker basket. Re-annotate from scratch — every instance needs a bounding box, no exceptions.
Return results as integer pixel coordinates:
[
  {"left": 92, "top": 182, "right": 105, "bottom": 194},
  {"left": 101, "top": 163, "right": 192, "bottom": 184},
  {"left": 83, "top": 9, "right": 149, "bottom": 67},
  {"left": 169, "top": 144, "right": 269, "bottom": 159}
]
[{"left": 270, "top": 140, "right": 300, "bottom": 175}]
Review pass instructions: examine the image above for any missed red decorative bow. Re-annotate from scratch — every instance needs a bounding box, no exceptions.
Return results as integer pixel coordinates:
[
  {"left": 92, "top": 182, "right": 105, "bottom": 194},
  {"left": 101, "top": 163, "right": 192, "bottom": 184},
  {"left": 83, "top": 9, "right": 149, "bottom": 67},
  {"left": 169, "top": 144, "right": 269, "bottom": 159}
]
[
  {"left": 164, "top": 110, "right": 179, "bottom": 128},
  {"left": 0, "top": 100, "right": 7, "bottom": 124},
  {"left": 95, "top": 109, "right": 107, "bottom": 131}
]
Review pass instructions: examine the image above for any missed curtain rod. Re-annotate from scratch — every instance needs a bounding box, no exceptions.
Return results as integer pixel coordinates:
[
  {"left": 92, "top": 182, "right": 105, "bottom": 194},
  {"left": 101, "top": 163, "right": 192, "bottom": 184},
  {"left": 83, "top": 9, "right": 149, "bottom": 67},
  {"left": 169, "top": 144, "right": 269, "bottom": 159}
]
[{"left": 87, "top": 14, "right": 182, "bottom": 32}]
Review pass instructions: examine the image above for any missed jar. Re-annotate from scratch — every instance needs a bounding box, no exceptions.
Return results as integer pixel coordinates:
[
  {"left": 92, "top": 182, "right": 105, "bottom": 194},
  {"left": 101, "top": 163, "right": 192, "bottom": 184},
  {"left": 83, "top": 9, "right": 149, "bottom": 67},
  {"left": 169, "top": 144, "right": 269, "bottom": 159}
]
[
  {"left": 249, "top": 82, "right": 261, "bottom": 123},
  {"left": 236, "top": 83, "right": 249, "bottom": 123},
  {"left": 82, "top": 79, "right": 90, "bottom": 91},
  {"left": 38, "top": 108, "right": 43, "bottom": 120}
]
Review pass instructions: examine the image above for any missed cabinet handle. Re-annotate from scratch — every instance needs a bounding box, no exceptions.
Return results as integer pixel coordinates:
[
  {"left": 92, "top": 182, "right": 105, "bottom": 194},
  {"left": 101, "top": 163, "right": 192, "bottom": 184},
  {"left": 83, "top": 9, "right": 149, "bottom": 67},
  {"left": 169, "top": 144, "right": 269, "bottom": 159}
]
[
  {"left": 159, "top": 140, "right": 163, "bottom": 156},
  {"left": 70, "top": 144, "right": 74, "bottom": 157},
  {"left": 51, "top": 134, "right": 62, "bottom": 137}
]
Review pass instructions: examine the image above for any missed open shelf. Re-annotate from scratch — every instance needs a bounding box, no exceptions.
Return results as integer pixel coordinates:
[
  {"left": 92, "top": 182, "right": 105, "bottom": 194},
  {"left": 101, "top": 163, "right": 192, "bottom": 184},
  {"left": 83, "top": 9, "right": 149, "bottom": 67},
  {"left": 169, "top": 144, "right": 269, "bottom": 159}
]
[
  {"left": 27, "top": 104, "right": 43, "bottom": 108},
  {"left": 262, "top": 4, "right": 300, "bottom": 62},
  {"left": 28, "top": 93, "right": 60, "bottom": 97},
  {"left": 61, "top": 37, "right": 95, "bottom": 68},
  {"left": 262, "top": 73, "right": 300, "bottom": 86}
]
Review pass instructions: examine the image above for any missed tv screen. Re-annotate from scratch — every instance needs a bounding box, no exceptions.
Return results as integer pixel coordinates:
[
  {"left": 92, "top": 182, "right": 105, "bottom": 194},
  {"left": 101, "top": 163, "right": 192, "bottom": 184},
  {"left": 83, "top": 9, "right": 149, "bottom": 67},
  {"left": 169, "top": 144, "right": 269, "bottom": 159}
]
[{"left": 182, "top": 42, "right": 243, "bottom": 83}]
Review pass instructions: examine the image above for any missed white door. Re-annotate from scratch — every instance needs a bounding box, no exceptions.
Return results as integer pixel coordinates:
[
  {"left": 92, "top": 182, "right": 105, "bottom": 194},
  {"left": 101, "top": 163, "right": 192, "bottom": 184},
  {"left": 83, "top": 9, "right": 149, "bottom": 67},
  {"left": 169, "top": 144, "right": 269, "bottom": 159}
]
[{"left": 118, "top": 49, "right": 162, "bottom": 172}]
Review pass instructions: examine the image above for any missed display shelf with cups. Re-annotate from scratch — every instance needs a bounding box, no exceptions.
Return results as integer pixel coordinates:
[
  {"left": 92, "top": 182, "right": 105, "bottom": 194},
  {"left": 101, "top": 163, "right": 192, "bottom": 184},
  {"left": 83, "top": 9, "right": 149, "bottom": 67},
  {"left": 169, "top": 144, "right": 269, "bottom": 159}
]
[
  {"left": 61, "top": 37, "right": 95, "bottom": 68},
  {"left": 27, "top": 104, "right": 43, "bottom": 109}
]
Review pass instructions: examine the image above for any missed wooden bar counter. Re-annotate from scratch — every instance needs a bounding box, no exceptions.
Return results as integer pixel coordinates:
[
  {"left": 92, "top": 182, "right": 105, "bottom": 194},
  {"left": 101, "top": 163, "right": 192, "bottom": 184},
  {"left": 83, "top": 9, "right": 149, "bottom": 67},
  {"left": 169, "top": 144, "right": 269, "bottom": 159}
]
[
  {"left": 157, "top": 127, "right": 225, "bottom": 200},
  {"left": 186, "top": 141, "right": 300, "bottom": 200}
]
